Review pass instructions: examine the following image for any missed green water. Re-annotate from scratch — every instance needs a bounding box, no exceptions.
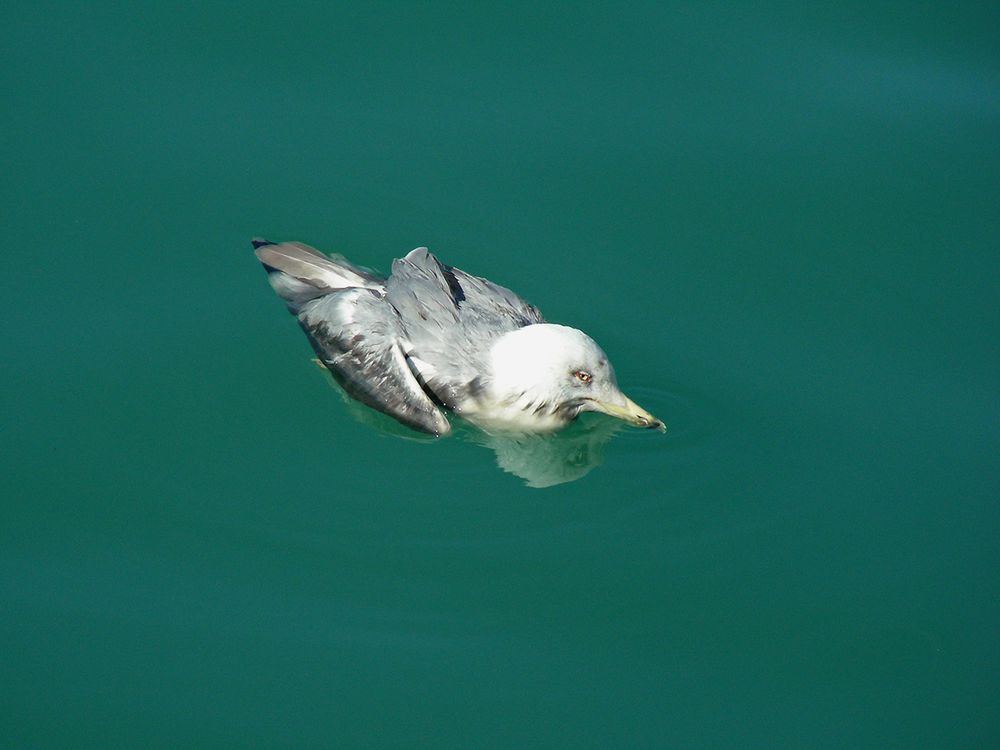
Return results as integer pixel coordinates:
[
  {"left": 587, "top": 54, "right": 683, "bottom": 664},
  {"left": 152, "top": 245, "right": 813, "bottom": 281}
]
[{"left": 3, "top": 2, "right": 998, "bottom": 747}]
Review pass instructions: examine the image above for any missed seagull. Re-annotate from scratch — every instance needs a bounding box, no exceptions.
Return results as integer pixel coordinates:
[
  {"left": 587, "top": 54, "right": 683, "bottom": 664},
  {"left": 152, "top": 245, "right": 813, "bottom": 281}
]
[{"left": 254, "top": 239, "right": 664, "bottom": 437}]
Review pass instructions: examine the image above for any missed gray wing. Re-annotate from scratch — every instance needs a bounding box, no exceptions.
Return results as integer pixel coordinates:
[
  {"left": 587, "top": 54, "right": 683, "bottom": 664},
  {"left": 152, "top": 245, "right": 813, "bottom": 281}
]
[
  {"left": 385, "top": 248, "right": 543, "bottom": 406},
  {"left": 297, "top": 287, "right": 451, "bottom": 436}
]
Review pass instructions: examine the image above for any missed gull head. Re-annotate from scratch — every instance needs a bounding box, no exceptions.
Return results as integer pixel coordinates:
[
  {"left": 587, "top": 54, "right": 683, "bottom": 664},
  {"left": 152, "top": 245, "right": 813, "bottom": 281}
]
[{"left": 485, "top": 323, "right": 664, "bottom": 431}]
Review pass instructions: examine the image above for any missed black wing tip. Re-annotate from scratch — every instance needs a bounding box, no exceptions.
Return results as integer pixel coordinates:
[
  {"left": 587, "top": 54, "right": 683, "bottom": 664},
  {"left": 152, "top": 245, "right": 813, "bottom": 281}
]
[{"left": 251, "top": 237, "right": 275, "bottom": 250}]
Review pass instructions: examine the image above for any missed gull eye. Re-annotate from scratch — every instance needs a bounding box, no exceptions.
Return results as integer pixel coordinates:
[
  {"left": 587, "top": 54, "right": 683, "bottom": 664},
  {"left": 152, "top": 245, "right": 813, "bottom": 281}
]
[{"left": 573, "top": 370, "right": 592, "bottom": 384}]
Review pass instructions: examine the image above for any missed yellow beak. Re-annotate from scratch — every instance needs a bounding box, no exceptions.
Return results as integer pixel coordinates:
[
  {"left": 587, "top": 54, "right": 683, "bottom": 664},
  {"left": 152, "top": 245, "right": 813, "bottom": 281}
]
[{"left": 589, "top": 394, "right": 665, "bottom": 431}]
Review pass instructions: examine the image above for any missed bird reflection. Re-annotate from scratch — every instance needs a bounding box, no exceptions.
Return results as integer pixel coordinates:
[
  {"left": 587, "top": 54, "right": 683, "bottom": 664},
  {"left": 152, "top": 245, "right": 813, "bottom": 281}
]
[
  {"left": 323, "top": 365, "right": 623, "bottom": 486},
  {"left": 460, "top": 416, "right": 622, "bottom": 488}
]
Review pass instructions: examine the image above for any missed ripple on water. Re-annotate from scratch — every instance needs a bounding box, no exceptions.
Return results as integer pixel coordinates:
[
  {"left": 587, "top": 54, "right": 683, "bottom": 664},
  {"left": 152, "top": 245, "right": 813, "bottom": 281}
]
[
  {"left": 322, "top": 361, "right": 729, "bottom": 487},
  {"left": 617, "top": 380, "right": 731, "bottom": 453}
]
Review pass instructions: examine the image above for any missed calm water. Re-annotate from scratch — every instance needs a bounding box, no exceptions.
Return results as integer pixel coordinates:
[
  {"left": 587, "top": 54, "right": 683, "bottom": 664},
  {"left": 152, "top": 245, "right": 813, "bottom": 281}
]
[{"left": 3, "top": 2, "right": 998, "bottom": 747}]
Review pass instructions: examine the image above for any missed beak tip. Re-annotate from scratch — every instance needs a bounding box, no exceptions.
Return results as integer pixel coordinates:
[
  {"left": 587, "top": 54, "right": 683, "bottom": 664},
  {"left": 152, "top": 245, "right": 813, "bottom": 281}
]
[
  {"left": 642, "top": 417, "right": 666, "bottom": 432},
  {"left": 593, "top": 394, "right": 666, "bottom": 433}
]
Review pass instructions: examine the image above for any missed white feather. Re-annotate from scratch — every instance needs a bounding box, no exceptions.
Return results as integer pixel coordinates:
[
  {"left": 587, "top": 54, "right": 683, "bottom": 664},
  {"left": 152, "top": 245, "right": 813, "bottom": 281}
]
[
  {"left": 453, "top": 324, "right": 611, "bottom": 431},
  {"left": 488, "top": 324, "right": 604, "bottom": 400}
]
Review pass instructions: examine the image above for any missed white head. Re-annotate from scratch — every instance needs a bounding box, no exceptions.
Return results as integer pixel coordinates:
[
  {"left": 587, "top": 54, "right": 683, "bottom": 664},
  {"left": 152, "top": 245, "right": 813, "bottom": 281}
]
[{"left": 487, "top": 324, "right": 663, "bottom": 430}]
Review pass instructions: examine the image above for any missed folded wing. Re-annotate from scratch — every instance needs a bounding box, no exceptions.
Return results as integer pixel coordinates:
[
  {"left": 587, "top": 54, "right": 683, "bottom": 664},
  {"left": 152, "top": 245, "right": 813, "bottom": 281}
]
[
  {"left": 385, "top": 248, "right": 544, "bottom": 407},
  {"left": 298, "top": 289, "right": 451, "bottom": 436},
  {"left": 255, "top": 240, "right": 450, "bottom": 436}
]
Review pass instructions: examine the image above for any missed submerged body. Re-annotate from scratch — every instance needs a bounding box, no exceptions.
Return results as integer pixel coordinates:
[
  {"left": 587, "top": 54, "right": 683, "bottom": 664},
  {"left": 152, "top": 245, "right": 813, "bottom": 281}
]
[{"left": 254, "top": 239, "right": 662, "bottom": 437}]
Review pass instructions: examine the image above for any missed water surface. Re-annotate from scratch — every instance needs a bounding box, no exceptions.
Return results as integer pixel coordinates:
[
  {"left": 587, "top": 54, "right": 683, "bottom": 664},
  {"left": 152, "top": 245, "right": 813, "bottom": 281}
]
[{"left": 2, "top": 2, "right": 998, "bottom": 747}]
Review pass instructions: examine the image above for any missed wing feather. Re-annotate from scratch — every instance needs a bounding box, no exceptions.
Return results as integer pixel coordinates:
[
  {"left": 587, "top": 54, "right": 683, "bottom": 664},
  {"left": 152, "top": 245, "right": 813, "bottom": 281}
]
[
  {"left": 385, "top": 248, "right": 544, "bottom": 406},
  {"left": 298, "top": 288, "right": 451, "bottom": 436}
]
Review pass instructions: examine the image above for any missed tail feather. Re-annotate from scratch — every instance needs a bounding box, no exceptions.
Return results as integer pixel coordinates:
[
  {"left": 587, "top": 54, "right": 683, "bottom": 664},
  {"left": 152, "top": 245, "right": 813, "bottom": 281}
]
[{"left": 252, "top": 239, "right": 385, "bottom": 313}]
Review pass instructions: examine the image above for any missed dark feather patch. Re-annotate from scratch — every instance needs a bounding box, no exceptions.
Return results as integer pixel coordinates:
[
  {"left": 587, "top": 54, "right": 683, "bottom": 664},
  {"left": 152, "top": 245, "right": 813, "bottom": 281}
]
[{"left": 442, "top": 265, "right": 466, "bottom": 304}]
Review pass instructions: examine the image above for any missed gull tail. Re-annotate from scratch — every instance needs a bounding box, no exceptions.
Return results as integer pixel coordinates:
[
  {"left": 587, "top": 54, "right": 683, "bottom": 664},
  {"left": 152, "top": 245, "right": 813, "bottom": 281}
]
[{"left": 253, "top": 238, "right": 385, "bottom": 313}]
